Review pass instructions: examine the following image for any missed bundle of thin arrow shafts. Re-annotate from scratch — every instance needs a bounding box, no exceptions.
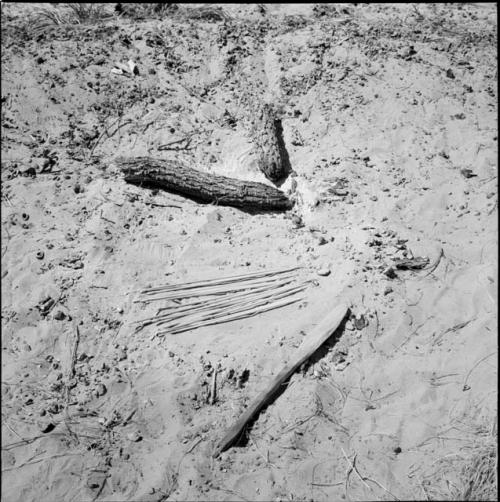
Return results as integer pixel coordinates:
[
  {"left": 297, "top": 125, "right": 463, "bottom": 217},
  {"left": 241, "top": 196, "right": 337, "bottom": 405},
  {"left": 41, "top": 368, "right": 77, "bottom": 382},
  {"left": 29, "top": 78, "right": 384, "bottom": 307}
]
[{"left": 133, "top": 267, "right": 308, "bottom": 337}]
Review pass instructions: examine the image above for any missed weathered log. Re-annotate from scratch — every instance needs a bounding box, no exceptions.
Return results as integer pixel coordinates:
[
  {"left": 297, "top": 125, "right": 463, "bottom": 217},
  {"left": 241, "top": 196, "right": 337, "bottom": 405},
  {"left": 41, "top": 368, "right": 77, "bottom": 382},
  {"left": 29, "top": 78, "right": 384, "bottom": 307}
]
[
  {"left": 117, "top": 157, "right": 293, "bottom": 211},
  {"left": 251, "top": 103, "right": 292, "bottom": 183}
]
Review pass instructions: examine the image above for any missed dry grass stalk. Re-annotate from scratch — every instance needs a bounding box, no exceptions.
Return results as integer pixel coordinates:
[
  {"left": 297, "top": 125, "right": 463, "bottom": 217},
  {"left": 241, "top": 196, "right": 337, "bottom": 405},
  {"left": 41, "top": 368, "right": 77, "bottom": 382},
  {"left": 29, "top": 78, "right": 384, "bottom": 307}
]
[
  {"left": 210, "top": 370, "right": 217, "bottom": 405},
  {"left": 2, "top": 452, "right": 83, "bottom": 473},
  {"left": 183, "top": 5, "right": 232, "bottom": 22},
  {"left": 160, "top": 287, "right": 303, "bottom": 331},
  {"left": 160, "top": 280, "right": 300, "bottom": 318},
  {"left": 156, "top": 290, "right": 305, "bottom": 337},
  {"left": 132, "top": 267, "right": 307, "bottom": 337},
  {"left": 133, "top": 277, "right": 302, "bottom": 329},
  {"left": 137, "top": 266, "right": 300, "bottom": 296},
  {"left": 136, "top": 275, "right": 296, "bottom": 303},
  {"left": 31, "top": 3, "right": 113, "bottom": 39},
  {"left": 64, "top": 3, "right": 111, "bottom": 23},
  {"left": 135, "top": 281, "right": 293, "bottom": 329},
  {"left": 421, "top": 412, "right": 497, "bottom": 501},
  {"left": 421, "top": 247, "right": 444, "bottom": 278}
]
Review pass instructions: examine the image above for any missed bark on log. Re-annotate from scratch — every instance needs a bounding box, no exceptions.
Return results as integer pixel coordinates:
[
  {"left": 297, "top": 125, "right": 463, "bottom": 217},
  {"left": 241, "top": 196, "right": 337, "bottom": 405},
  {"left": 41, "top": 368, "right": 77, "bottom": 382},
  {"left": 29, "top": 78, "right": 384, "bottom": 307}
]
[
  {"left": 117, "top": 157, "right": 293, "bottom": 211},
  {"left": 251, "top": 103, "right": 292, "bottom": 183}
]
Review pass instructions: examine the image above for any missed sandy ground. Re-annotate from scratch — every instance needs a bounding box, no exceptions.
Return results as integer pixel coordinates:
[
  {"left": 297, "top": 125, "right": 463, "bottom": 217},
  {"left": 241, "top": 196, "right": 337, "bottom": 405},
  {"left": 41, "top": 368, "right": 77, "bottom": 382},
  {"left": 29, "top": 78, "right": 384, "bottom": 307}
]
[{"left": 1, "top": 3, "right": 497, "bottom": 501}]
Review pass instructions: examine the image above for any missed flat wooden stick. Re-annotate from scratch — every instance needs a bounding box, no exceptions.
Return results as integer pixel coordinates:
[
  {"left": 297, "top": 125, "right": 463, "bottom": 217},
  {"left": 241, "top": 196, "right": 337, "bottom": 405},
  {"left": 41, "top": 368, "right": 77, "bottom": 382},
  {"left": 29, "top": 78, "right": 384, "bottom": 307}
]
[{"left": 214, "top": 303, "right": 349, "bottom": 456}]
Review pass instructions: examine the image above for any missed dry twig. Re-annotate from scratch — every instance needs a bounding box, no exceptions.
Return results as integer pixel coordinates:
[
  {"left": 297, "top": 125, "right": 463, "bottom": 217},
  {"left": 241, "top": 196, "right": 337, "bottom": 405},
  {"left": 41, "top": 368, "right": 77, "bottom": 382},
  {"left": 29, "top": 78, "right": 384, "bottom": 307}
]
[
  {"left": 462, "top": 352, "right": 497, "bottom": 391},
  {"left": 341, "top": 447, "right": 400, "bottom": 500},
  {"left": 421, "top": 247, "right": 444, "bottom": 278},
  {"left": 2, "top": 452, "right": 83, "bottom": 472}
]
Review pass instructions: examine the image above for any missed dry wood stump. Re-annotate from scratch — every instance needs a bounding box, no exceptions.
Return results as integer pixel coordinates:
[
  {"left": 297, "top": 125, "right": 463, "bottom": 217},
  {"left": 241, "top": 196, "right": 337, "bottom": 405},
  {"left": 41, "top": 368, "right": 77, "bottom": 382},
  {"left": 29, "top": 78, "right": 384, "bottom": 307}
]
[{"left": 249, "top": 103, "right": 291, "bottom": 183}]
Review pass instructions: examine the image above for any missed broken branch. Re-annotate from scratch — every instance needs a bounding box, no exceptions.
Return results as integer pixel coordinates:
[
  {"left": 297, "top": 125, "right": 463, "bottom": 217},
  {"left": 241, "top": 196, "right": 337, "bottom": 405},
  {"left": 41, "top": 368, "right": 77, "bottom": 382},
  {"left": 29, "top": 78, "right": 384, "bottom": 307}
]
[{"left": 214, "top": 303, "right": 349, "bottom": 456}]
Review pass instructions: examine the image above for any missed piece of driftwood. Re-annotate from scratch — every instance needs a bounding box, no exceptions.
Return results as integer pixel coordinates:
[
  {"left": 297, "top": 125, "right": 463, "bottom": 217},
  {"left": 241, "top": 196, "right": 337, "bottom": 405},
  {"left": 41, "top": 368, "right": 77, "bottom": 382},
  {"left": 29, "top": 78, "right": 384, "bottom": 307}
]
[
  {"left": 214, "top": 303, "right": 349, "bottom": 456},
  {"left": 117, "top": 157, "right": 293, "bottom": 211}
]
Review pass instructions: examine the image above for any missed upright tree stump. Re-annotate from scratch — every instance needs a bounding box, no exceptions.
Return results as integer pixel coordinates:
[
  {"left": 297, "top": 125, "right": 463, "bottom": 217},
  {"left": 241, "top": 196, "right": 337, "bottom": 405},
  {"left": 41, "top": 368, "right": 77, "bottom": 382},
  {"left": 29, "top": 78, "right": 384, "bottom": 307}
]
[{"left": 250, "top": 103, "right": 292, "bottom": 183}]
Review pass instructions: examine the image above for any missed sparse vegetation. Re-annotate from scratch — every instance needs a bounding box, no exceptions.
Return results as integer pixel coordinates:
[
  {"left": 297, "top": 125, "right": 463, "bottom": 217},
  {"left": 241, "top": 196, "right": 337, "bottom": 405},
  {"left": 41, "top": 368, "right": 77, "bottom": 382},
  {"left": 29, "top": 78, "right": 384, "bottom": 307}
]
[
  {"left": 30, "top": 3, "right": 113, "bottom": 39},
  {"left": 420, "top": 411, "right": 498, "bottom": 501},
  {"left": 34, "top": 3, "right": 111, "bottom": 26},
  {"left": 1, "top": 3, "right": 497, "bottom": 502}
]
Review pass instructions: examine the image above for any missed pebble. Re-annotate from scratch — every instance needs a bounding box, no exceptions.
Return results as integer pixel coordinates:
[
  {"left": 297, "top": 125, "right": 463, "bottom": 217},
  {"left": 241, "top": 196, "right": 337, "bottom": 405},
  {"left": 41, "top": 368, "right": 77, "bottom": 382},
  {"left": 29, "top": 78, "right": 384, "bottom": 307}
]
[
  {"left": 354, "top": 314, "right": 368, "bottom": 330},
  {"left": 384, "top": 267, "right": 397, "bottom": 279},
  {"left": 317, "top": 268, "right": 331, "bottom": 276},
  {"left": 38, "top": 419, "right": 56, "bottom": 433},
  {"left": 19, "top": 165, "right": 36, "bottom": 177},
  {"left": 334, "top": 188, "right": 348, "bottom": 196},
  {"left": 87, "top": 477, "right": 101, "bottom": 490},
  {"left": 53, "top": 310, "right": 66, "bottom": 320},
  {"left": 126, "top": 431, "right": 142, "bottom": 442},
  {"left": 95, "top": 383, "right": 107, "bottom": 397},
  {"left": 460, "top": 168, "right": 475, "bottom": 179},
  {"left": 47, "top": 402, "right": 61, "bottom": 414},
  {"left": 291, "top": 214, "right": 304, "bottom": 229},
  {"left": 38, "top": 158, "right": 52, "bottom": 172}
]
